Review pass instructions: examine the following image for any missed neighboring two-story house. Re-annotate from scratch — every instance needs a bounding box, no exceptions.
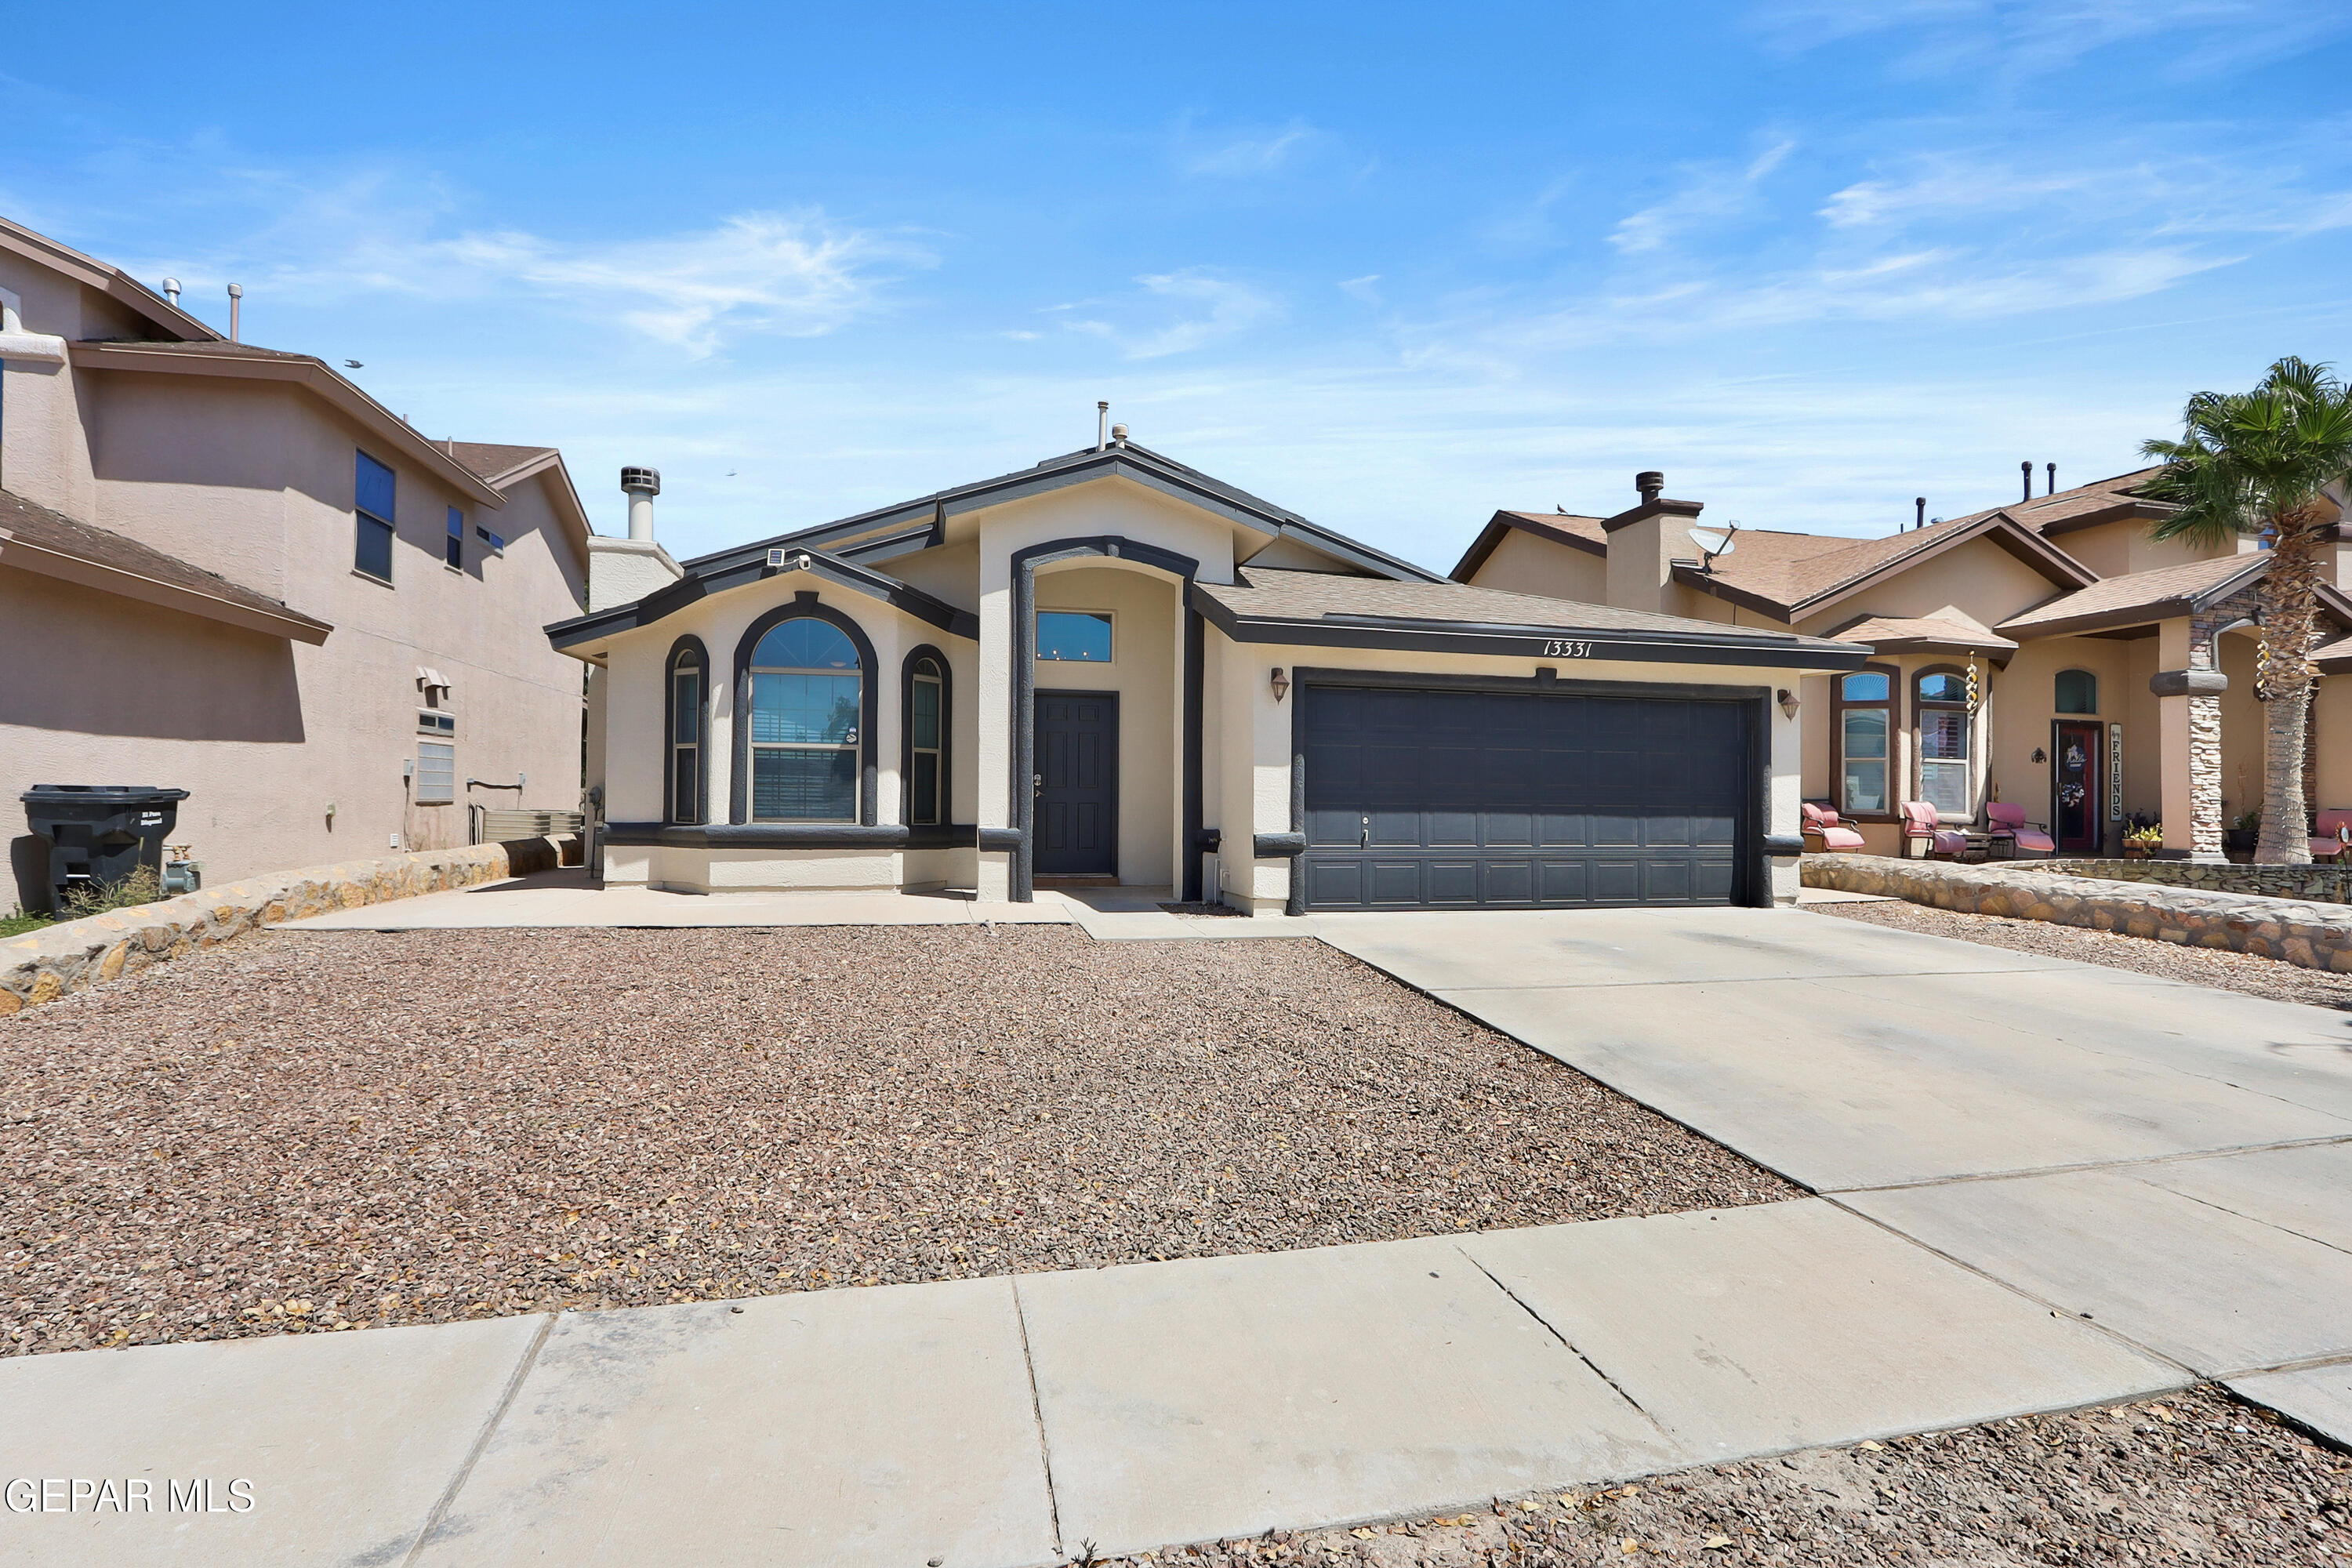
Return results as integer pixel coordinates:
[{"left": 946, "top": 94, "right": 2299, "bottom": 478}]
[
  {"left": 1454, "top": 469, "right": 2352, "bottom": 858},
  {"left": 0, "top": 216, "right": 592, "bottom": 906}
]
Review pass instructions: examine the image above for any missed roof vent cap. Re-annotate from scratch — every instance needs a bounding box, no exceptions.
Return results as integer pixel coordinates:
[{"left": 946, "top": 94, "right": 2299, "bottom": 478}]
[{"left": 1635, "top": 470, "right": 1664, "bottom": 503}]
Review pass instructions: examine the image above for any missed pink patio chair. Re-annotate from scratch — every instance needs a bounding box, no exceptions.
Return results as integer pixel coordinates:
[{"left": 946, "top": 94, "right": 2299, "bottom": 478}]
[
  {"left": 1801, "top": 801, "right": 1866, "bottom": 851},
  {"left": 1985, "top": 801, "right": 2056, "bottom": 858},
  {"left": 1899, "top": 800, "right": 1969, "bottom": 859},
  {"left": 2309, "top": 809, "right": 2352, "bottom": 862}
]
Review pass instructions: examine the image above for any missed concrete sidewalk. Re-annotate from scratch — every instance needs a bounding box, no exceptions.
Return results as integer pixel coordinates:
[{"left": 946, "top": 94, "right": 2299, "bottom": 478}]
[{"left": 0, "top": 1198, "right": 2181, "bottom": 1568}]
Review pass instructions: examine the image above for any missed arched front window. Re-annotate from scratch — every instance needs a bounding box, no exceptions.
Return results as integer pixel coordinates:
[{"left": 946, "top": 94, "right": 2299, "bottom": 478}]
[
  {"left": 1915, "top": 667, "right": 1972, "bottom": 815},
  {"left": 1835, "top": 665, "right": 1895, "bottom": 816},
  {"left": 908, "top": 655, "right": 945, "bottom": 826},
  {"left": 666, "top": 640, "right": 708, "bottom": 824},
  {"left": 749, "top": 618, "right": 862, "bottom": 822},
  {"left": 2055, "top": 668, "right": 2097, "bottom": 715}
]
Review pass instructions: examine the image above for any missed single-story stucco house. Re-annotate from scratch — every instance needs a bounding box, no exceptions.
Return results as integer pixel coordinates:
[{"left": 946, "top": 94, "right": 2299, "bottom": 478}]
[{"left": 551, "top": 437, "right": 1863, "bottom": 913}]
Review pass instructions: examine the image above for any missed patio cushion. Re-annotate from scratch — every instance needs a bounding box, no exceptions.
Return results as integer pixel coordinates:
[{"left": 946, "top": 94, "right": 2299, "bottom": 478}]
[
  {"left": 1984, "top": 801, "right": 2056, "bottom": 855},
  {"left": 1930, "top": 828, "right": 1969, "bottom": 855},
  {"left": 1817, "top": 824, "right": 1866, "bottom": 850},
  {"left": 2011, "top": 828, "right": 2056, "bottom": 854},
  {"left": 1898, "top": 801, "right": 1941, "bottom": 837}
]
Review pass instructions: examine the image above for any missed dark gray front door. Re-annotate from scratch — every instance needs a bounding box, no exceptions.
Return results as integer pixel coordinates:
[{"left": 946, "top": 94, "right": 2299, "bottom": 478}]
[
  {"left": 1035, "top": 691, "right": 1118, "bottom": 877},
  {"left": 1299, "top": 684, "right": 1749, "bottom": 910}
]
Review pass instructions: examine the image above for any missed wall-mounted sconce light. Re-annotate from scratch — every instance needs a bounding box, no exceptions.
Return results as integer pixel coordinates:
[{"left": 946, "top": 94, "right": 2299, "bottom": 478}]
[
  {"left": 1777, "top": 688, "right": 1799, "bottom": 720},
  {"left": 2031, "top": 747, "right": 2046, "bottom": 764},
  {"left": 1270, "top": 666, "right": 1290, "bottom": 702}
]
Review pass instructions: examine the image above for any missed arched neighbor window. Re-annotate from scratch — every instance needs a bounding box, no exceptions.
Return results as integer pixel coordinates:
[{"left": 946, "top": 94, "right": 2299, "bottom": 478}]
[
  {"left": 665, "top": 638, "right": 710, "bottom": 825},
  {"left": 748, "top": 617, "right": 862, "bottom": 822},
  {"left": 1835, "top": 665, "right": 1895, "bottom": 816},
  {"left": 1915, "top": 667, "right": 1973, "bottom": 815},
  {"left": 2055, "top": 668, "right": 2098, "bottom": 715},
  {"left": 902, "top": 648, "right": 949, "bottom": 827}
]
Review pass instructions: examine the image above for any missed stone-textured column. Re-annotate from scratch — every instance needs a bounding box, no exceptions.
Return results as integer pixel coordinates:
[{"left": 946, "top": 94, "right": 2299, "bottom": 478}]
[{"left": 2154, "top": 614, "right": 2226, "bottom": 861}]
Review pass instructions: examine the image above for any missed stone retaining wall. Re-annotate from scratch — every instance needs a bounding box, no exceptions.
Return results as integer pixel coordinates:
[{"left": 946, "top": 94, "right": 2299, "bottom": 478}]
[
  {"left": 1802, "top": 853, "right": 2352, "bottom": 972},
  {"left": 0, "top": 837, "right": 572, "bottom": 1014},
  {"left": 2045, "top": 858, "right": 2352, "bottom": 906}
]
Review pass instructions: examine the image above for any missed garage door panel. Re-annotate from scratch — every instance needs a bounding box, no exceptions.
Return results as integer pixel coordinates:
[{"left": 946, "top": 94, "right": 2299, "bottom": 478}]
[
  {"left": 1298, "top": 684, "right": 1749, "bottom": 912},
  {"left": 1368, "top": 860, "right": 1424, "bottom": 904},
  {"left": 1427, "top": 810, "right": 1479, "bottom": 847}
]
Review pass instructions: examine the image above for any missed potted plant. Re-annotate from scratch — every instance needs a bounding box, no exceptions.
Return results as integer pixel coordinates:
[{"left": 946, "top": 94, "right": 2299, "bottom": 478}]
[
  {"left": 2224, "top": 809, "right": 2260, "bottom": 855},
  {"left": 2123, "top": 823, "right": 2163, "bottom": 859}
]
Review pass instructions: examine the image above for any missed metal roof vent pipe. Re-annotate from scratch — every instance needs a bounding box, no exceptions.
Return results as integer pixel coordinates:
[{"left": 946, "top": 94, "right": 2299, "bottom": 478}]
[
  {"left": 162, "top": 278, "right": 180, "bottom": 307},
  {"left": 1635, "top": 470, "right": 1664, "bottom": 505},
  {"left": 1111, "top": 423, "right": 1128, "bottom": 448},
  {"left": 2020, "top": 460, "right": 2032, "bottom": 503},
  {"left": 227, "top": 282, "right": 242, "bottom": 343},
  {"left": 1097, "top": 401, "right": 1110, "bottom": 452},
  {"left": 1915, "top": 496, "right": 1926, "bottom": 531},
  {"left": 621, "top": 466, "right": 662, "bottom": 543},
  {"left": 2046, "top": 462, "right": 2056, "bottom": 496}
]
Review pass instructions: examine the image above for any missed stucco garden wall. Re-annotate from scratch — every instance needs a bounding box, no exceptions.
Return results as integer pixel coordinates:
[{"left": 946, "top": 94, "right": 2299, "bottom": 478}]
[
  {"left": 1802, "top": 851, "right": 2352, "bottom": 971},
  {"left": 0, "top": 836, "right": 571, "bottom": 1014}
]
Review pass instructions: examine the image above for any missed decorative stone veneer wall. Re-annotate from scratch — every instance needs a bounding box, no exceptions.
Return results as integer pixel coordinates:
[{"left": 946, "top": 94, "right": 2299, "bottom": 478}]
[
  {"left": 1802, "top": 852, "right": 2352, "bottom": 971},
  {"left": 0, "top": 837, "right": 572, "bottom": 1014},
  {"left": 2046, "top": 858, "right": 2352, "bottom": 906}
]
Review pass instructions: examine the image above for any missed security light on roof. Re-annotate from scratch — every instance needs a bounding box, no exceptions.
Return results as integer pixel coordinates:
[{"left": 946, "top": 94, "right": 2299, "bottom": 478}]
[{"left": 767, "top": 547, "right": 811, "bottom": 572}]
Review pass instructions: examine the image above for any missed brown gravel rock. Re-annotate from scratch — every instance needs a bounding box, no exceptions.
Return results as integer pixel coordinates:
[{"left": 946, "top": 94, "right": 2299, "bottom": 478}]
[
  {"left": 0, "top": 926, "right": 1791, "bottom": 1356},
  {"left": 1809, "top": 897, "right": 2352, "bottom": 1010},
  {"left": 1099, "top": 1388, "right": 2350, "bottom": 1566}
]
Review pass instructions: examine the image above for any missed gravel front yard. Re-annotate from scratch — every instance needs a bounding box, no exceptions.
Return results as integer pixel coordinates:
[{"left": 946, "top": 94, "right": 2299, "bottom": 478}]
[
  {"left": 1106, "top": 1388, "right": 2348, "bottom": 1566},
  {"left": 1807, "top": 895, "right": 2352, "bottom": 1009},
  {"left": 0, "top": 926, "right": 1791, "bottom": 1356}
]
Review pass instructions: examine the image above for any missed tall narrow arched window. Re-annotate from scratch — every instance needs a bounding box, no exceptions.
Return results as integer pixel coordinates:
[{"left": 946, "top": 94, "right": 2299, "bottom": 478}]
[
  {"left": 2055, "top": 668, "right": 2097, "bottom": 715},
  {"left": 665, "top": 639, "right": 710, "bottom": 824},
  {"left": 908, "top": 655, "right": 946, "bottom": 826},
  {"left": 1835, "top": 664, "right": 1896, "bottom": 816},
  {"left": 748, "top": 617, "right": 862, "bottom": 822},
  {"left": 1915, "top": 666, "right": 1972, "bottom": 815}
]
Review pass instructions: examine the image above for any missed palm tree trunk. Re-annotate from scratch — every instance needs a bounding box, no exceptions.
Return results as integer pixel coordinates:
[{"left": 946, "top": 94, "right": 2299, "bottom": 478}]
[{"left": 2255, "top": 510, "right": 2327, "bottom": 864}]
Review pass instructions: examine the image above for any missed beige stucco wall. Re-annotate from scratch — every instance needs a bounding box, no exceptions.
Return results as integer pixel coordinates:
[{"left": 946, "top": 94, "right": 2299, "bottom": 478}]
[
  {"left": 1465, "top": 528, "right": 1608, "bottom": 604},
  {"left": 2, "top": 267, "right": 588, "bottom": 902},
  {"left": 590, "top": 562, "right": 978, "bottom": 892},
  {"left": 1033, "top": 564, "right": 1178, "bottom": 887},
  {"left": 2051, "top": 520, "right": 2241, "bottom": 581}
]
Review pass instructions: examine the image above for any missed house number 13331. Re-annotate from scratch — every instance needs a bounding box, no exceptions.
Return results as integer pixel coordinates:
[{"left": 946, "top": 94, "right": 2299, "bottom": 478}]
[{"left": 1540, "top": 639, "right": 1593, "bottom": 657}]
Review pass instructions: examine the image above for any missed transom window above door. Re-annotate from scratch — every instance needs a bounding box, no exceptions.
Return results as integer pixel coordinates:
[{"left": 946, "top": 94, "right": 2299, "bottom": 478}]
[
  {"left": 749, "top": 617, "right": 861, "bottom": 821},
  {"left": 1037, "top": 611, "right": 1112, "bottom": 662}
]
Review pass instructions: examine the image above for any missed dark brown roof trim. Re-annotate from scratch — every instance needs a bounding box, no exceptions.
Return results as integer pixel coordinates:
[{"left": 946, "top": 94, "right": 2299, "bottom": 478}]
[
  {"left": 2030, "top": 499, "right": 2181, "bottom": 538},
  {"left": 1601, "top": 495, "right": 1704, "bottom": 534},
  {"left": 1668, "top": 563, "right": 1797, "bottom": 622}
]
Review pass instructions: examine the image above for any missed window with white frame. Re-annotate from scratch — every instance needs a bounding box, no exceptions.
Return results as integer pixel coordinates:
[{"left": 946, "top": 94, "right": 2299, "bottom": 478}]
[
  {"left": 748, "top": 618, "right": 861, "bottom": 821},
  {"left": 670, "top": 648, "right": 703, "bottom": 825},
  {"left": 909, "top": 655, "right": 943, "bottom": 826},
  {"left": 416, "top": 741, "right": 456, "bottom": 804},
  {"left": 1835, "top": 666, "right": 1893, "bottom": 816},
  {"left": 1915, "top": 668, "right": 1972, "bottom": 815},
  {"left": 417, "top": 710, "right": 455, "bottom": 735}
]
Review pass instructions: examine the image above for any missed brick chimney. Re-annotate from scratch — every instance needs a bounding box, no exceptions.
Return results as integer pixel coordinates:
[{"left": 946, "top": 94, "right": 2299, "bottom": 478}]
[{"left": 1602, "top": 470, "right": 1704, "bottom": 615}]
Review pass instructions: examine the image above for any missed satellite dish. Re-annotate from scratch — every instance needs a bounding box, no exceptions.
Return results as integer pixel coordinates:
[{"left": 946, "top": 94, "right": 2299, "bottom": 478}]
[{"left": 1688, "top": 524, "right": 1737, "bottom": 558}]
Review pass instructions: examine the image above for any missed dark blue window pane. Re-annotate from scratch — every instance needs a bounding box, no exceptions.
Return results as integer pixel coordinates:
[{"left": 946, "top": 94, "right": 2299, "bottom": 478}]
[
  {"left": 355, "top": 514, "right": 394, "bottom": 580},
  {"left": 355, "top": 451, "right": 394, "bottom": 521},
  {"left": 751, "top": 673, "right": 859, "bottom": 743},
  {"left": 753, "top": 618, "right": 860, "bottom": 671},
  {"left": 1840, "top": 670, "right": 1888, "bottom": 702},
  {"left": 911, "top": 677, "right": 940, "bottom": 749},
  {"left": 1917, "top": 673, "right": 1967, "bottom": 703},
  {"left": 911, "top": 751, "right": 939, "bottom": 826},
  {"left": 753, "top": 748, "right": 857, "bottom": 820},
  {"left": 445, "top": 506, "right": 464, "bottom": 568},
  {"left": 672, "top": 670, "right": 701, "bottom": 742},
  {"left": 1037, "top": 611, "right": 1112, "bottom": 662}
]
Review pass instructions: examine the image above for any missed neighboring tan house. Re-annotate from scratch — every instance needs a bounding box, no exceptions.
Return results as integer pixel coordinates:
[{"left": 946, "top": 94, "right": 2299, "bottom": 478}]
[
  {"left": 554, "top": 438, "right": 1862, "bottom": 914},
  {"left": 0, "top": 216, "right": 592, "bottom": 906},
  {"left": 1454, "top": 469, "right": 2352, "bottom": 859}
]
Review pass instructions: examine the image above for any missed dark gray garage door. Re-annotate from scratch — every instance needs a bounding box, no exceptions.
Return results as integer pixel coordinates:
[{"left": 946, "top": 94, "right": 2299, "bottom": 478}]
[{"left": 1299, "top": 684, "right": 1751, "bottom": 910}]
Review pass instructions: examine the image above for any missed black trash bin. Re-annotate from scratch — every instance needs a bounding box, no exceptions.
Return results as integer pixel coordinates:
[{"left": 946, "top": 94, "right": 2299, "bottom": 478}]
[{"left": 20, "top": 786, "right": 191, "bottom": 909}]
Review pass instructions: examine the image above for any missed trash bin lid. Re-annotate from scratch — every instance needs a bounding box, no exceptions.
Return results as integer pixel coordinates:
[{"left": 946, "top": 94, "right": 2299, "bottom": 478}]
[{"left": 21, "top": 785, "right": 192, "bottom": 804}]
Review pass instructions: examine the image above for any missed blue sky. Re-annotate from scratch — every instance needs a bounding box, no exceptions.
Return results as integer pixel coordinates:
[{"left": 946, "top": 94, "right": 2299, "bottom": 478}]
[{"left": 9, "top": 1, "right": 2351, "bottom": 568}]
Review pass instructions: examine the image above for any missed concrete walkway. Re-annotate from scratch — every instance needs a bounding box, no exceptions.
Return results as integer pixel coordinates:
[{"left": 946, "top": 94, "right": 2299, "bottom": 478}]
[{"left": 10, "top": 904, "right": 2349, "bottom": 1564}]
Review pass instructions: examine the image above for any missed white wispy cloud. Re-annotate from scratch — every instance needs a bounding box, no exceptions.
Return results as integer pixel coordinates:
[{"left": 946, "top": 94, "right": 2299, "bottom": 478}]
[
  {"left": 1751, "top": 0, "right": 2352, "bottom": 79},
  {"left": 1065, "top": 269, "right": 1283, "bottom": 358},
  {"left": 1610, "top": 140, "right": 1795, "bottom": 254},
  {"left": 1174, "top": 116, "right": 1334, "bottom": 178}
]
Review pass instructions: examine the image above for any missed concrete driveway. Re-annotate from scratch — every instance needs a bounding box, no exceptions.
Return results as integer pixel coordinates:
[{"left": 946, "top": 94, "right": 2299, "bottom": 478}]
[{"left": 1320, "top": 905, "right": 2352, "bottom": 1397}]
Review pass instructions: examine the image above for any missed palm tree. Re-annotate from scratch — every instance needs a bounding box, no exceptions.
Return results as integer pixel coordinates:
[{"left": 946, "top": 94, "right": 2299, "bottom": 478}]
[{"left": 2143, "top": 358, "right": 2352, "bottom": 863}]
